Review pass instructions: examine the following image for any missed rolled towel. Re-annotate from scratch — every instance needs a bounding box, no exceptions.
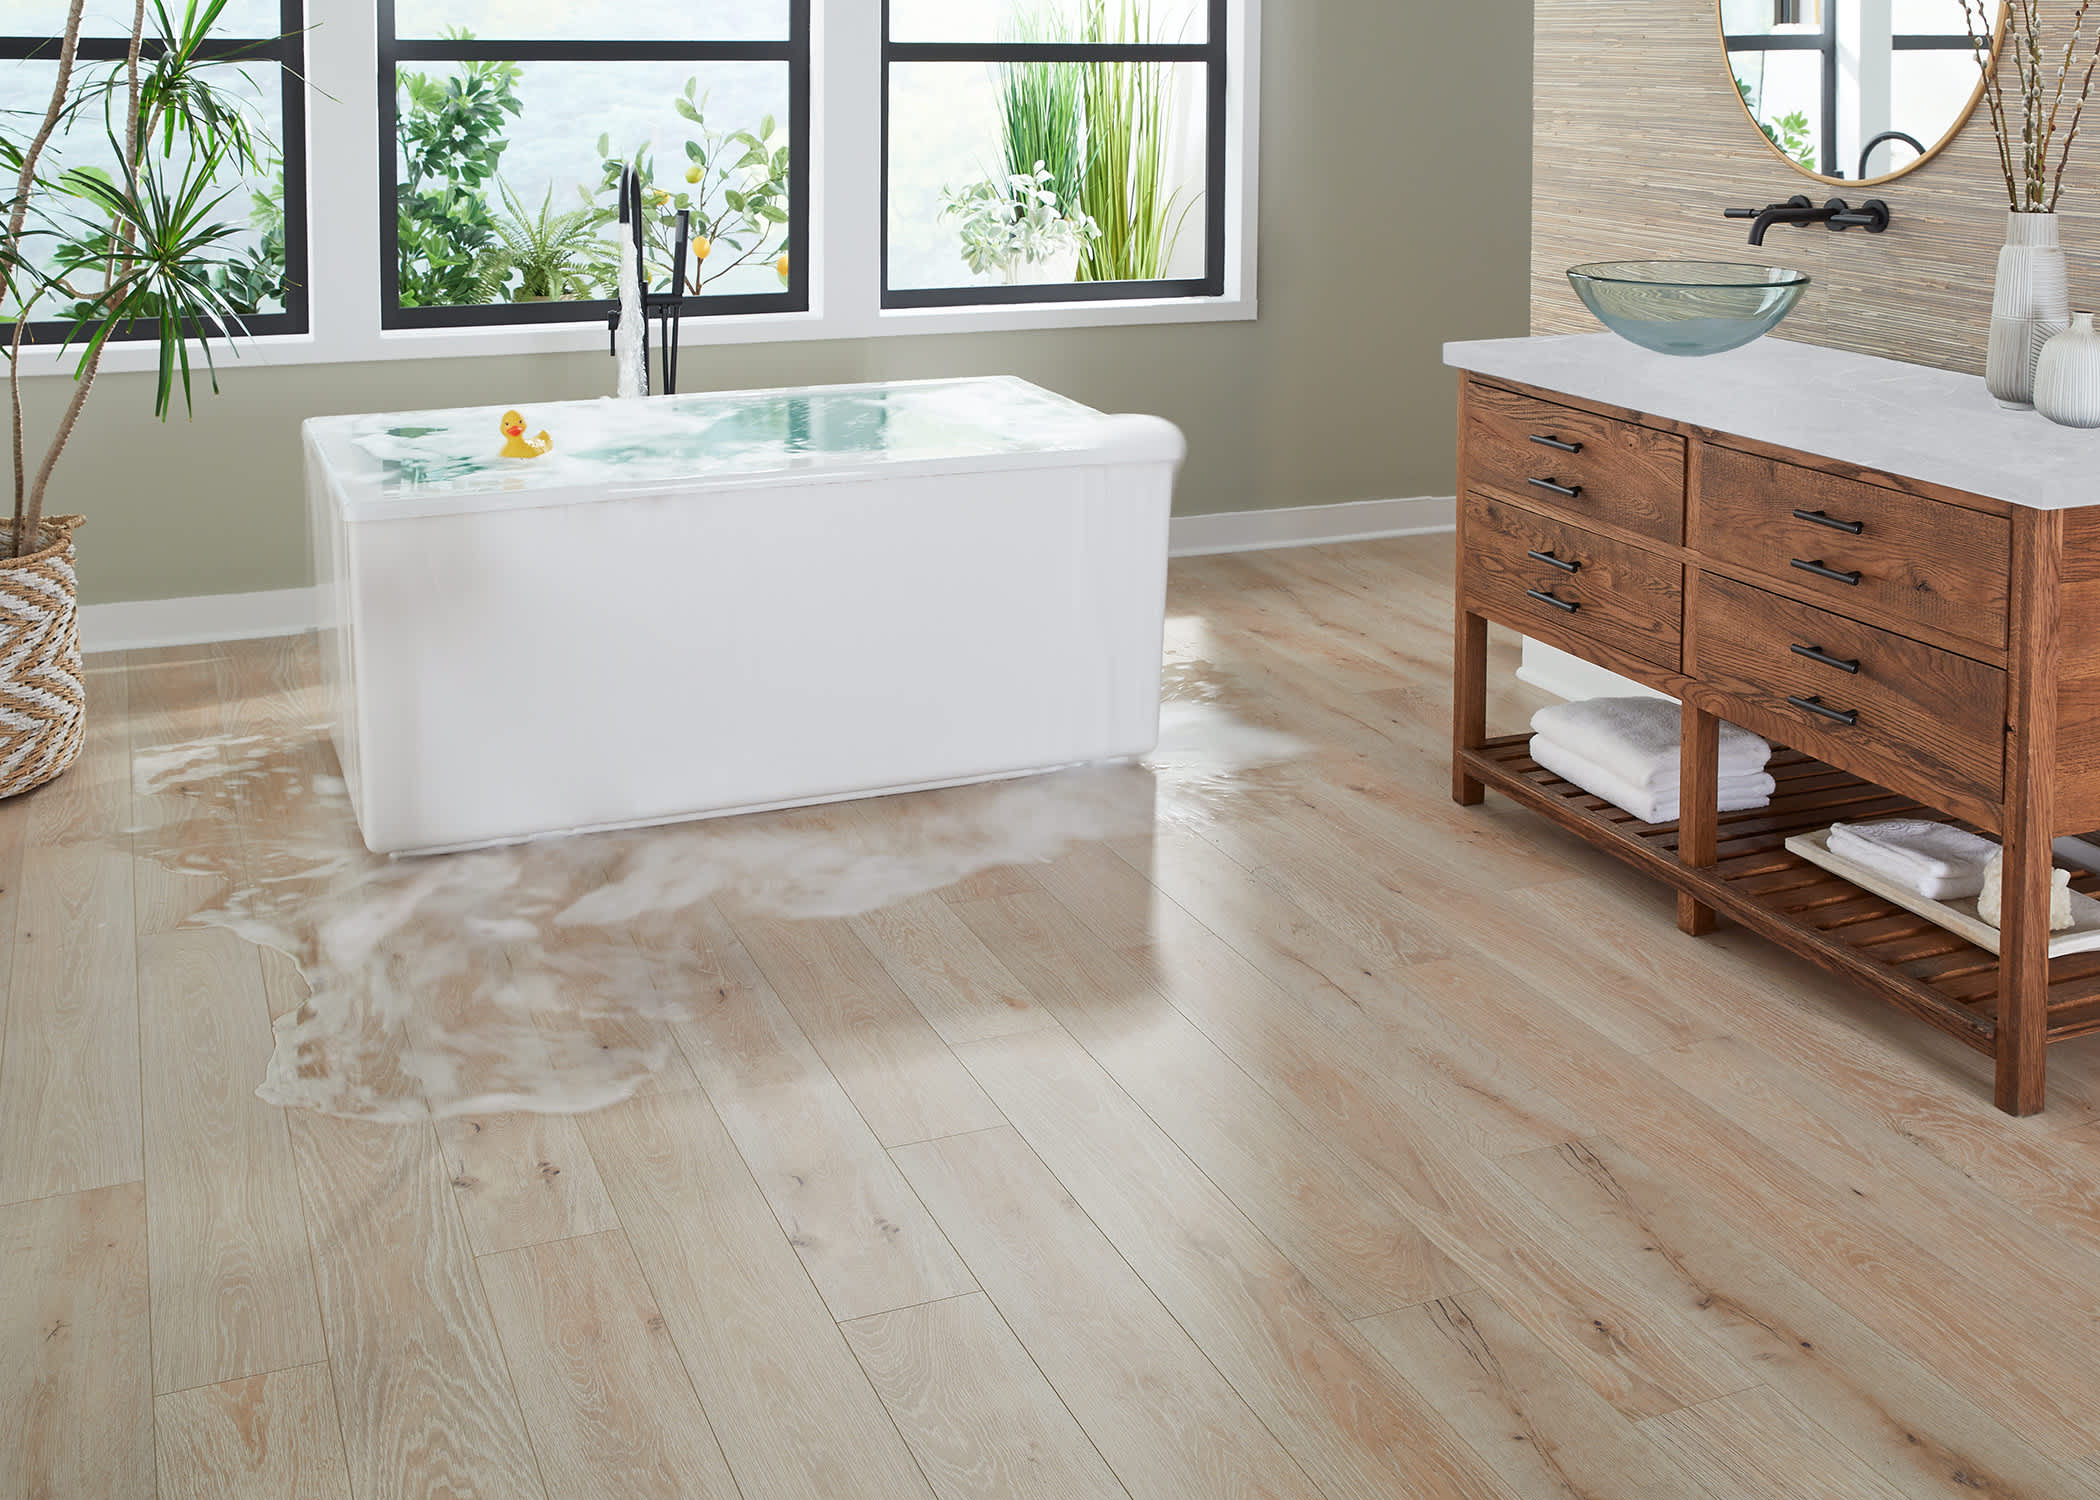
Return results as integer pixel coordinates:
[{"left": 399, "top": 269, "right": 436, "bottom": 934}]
[
  {"left": 1977, "top": 849, "right": 2075, "bottom": 932},
  {"left": 1828, "top": 820, "right": 1997, "bottom": 901},
  {"left": 1529, "top": 697, "right": 1771, "bottom": 794},
  {"left": 1529, "top": 734, "right": 1776, "bottom": 825}
]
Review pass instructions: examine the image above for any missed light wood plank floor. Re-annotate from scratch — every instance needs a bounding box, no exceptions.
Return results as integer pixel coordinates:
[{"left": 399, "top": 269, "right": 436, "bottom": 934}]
[{"left": 7, "top": 533, "right": 2100, "bottom": 1500}]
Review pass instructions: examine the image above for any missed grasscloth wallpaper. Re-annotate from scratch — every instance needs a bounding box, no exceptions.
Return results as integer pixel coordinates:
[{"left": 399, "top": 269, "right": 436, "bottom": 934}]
[{"left": 1532, "top": 2, "right": 2100, "bottom": 373}]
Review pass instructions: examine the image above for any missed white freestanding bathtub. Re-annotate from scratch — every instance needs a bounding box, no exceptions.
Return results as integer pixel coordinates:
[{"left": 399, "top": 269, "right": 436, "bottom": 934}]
[{"left": 303, "top": 378, "right": 1184, "bottom": 855}]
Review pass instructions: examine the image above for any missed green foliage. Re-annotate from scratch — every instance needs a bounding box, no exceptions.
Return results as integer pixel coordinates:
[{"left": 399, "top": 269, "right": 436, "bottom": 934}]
[
  {"left": 1736, "top": 75, "right": 1816, "bottom": 172},
  {"left": 1075, "top": 0, "right": 1190, "bottom": 283},
  {"left": 55, "top": 142, "right": 256, "bottom": 417},
  {"left": 941, "top": 164, "right": 1097, "bottom": 283},
  {"left": 5, "top": 0, "right": 285, "bottom": 417},
  {"left": 998, "top": 9, "right": 1085, "bottom": 219},
  {"left": 473, "top": 177, "right": 614, "bottom": 302},
  {"left": 211, "top": 167, "right": 288, "bottom": 315},
  {"left": 586, "top": 78, "right": 792, "bottom": 295},
  {"left": 395, "top": 42, "right": 522, "bottom": 307}
]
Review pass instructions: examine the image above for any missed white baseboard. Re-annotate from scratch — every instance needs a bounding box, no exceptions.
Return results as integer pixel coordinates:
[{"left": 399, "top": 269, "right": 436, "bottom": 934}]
[
  {"left": 1515, "top": 640, "right": 1676, "bottom": 704},
  {"left": 1168, "top": 495, "right": 1455, "bottom": 557},
  {"left": 81, "top": 586, "right": 318, "bottom": 655},
  {"left": 80, "top": 499, "right": 1456, "bottom": 653}
]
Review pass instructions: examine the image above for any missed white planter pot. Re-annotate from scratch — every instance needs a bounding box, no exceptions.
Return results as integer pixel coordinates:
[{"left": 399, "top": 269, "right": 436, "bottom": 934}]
[
  {"left": 1987, "top": 210, "right": 2071, "bottom": 410},
  {"left": 2035, "top": 312, "right": 2100, "bottom": 429}
]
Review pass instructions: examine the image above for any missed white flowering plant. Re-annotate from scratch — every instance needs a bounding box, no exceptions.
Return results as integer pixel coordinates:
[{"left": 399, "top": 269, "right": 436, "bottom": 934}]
[{"left": 939, "top": 162, "right": 1099, "bottom": 284}]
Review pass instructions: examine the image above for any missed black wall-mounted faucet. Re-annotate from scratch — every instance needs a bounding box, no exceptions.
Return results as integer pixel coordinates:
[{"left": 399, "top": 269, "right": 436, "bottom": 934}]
[{"left": 1724, "top": 194, "right": 1891, "bottom": 246}]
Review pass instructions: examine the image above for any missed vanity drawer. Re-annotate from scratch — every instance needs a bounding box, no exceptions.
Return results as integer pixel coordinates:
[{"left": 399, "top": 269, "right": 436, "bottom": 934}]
[
  {"left": 1465, "top": 382, "right": 1685, "bottom": 546},
  {"left": 1461, "top": 492, "right": 1682, "bottom": 671},
  {"left": 1687, "top": 571, "right": 2006, "bottom": 816},
  {"left": 1692, "top": 443, "right": 2010, "bottom": 655}
]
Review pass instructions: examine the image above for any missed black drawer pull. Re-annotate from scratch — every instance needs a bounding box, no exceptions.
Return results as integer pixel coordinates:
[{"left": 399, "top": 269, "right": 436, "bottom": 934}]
[
  {"left": 1528, "top": 434, "right": 1584, "bottom": 454},
  {"left": 1527, "top": 549, "right": 1581, "bottom": 574},
  {"left": 1529, "top": 477, "right": 1584, "bottom": 498},
  {"left": 1526, "top": 588, "right": 1580, "bottom": 613},
  {"left": 1788, "top": 694, "right": 1859, "bottom": 727},
  {"left": 1791, "top": 642, "right": 1861, "bottom": 674},
  {"left": 1793, "top": 507, "right": 1864, "bottom": 535},
  {"left": 1791, "top": 557, "right": 1863, "bottom": 585}
]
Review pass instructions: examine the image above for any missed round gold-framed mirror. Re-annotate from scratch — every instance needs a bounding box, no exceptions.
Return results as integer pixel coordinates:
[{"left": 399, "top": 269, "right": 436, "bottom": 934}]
[{"left": 1717, "top": 0, "right": 2008, "bottom": 186}]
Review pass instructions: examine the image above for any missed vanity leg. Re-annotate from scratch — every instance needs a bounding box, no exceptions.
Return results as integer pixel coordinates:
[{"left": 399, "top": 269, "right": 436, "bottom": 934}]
[
  {"left": 1997, "top": 508, "right": 2060, "bottom": 1116},
  {"left": 1453, "top": 606, "right": 1488, "bottom": 807},
  {"left": 1677, "top": 701, "right": 1720, "bottom": 936},
  {"left": 1996, "top": 822, "right": 2052, "bottom": 1117}
]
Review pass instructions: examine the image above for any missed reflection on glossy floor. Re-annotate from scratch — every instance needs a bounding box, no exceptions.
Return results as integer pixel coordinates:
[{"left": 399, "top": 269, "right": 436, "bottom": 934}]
[{"left": 7, "top": 533, "right": 2100, "bottom": 1500}]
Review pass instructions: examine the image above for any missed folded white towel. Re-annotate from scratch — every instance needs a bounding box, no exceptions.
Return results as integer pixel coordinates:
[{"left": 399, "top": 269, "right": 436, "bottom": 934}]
[
  {"left": 1977, "top": 850, "right": 2075, "bottom": 931},
  {"left": 1530, "top": 735, "right": 1775, "bottom": 825},
  {"left": 1825, "top": 834, "right": 1984, "bottom": 902},
  {"left": 1529, "top": 697, "right": 1771, "bottom": 794},
  {"left": 1828, "top": 820, "right": 1997, "bottom": 900}
]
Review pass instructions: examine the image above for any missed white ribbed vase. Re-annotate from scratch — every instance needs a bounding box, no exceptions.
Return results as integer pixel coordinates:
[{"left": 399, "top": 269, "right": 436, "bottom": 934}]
[
  {"left": 1987, "top": 210, "right": 2070, "bottom": 410},
  {"left": 2035, "top": 312, "right": 2100, "bottom": 428}
]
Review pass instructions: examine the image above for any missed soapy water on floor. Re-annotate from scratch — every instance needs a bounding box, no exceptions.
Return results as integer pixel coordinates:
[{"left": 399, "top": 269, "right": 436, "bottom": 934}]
[{"left": 129, "top": 686, "right": 1303, "bottom": 1124}]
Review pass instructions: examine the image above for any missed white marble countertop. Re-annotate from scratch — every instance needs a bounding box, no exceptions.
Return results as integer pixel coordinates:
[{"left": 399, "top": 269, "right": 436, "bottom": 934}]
[{"left": 1444, "top": 333, "right": 2100, "bottom": 511}]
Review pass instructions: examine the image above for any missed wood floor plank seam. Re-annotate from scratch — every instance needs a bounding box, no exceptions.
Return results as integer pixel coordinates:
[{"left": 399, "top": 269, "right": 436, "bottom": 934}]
[
  {"left": 576, "top": 1081, "right": 941, "bottom": 1495},
  {"left": 1021, "top": 843, "right": 1750, "bottom": 1419},
  {"left": 893, "top": 1125, "right": 1335, "bottom": 1500},
  {"left": 658, "top": 913, "right": 986, "bottom": 1322},
  {"left": 446, "top": 1124, "right": 591, "bottom": 1500},
  {"left": 941, "top": 1285, "right": 1138, "bottom": 1500}
]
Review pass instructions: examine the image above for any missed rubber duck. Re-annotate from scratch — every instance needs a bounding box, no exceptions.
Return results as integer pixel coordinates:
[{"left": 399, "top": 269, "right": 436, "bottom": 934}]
[{"left": 498, "top": 410, "right": 554, "bottom": 459}]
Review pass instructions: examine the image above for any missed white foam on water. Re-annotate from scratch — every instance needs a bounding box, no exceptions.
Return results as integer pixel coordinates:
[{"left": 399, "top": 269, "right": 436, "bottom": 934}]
[{"left": 129, "top": 698, "right": 1301, "bottom": 1125}]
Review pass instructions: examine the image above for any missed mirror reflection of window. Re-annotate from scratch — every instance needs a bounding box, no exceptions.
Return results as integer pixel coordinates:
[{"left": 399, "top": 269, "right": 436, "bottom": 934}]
[{"left": 1721, "top": 0, "right": 1988, "bottom": 182}]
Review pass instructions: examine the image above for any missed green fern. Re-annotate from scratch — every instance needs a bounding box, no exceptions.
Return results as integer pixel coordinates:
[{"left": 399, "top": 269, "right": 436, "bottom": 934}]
[{"left": 471, "top": 177, "right": 612, "bottom": 302}]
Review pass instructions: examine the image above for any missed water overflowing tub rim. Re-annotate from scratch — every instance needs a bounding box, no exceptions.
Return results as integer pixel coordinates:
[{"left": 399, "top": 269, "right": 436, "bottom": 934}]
[{"left": 305, "top": 374, "right": 1186, "bottom": 523}]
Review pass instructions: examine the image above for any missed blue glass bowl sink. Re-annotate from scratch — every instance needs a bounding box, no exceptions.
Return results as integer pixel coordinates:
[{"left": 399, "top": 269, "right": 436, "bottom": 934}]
[{"left": 1567, "top": 261, "right": 1811, "bottom": 357}]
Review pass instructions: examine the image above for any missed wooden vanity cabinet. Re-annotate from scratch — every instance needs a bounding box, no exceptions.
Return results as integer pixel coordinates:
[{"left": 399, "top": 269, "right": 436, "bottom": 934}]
[{"left": 1451, "top": 372, "right": 2097, "bottom": 1116}]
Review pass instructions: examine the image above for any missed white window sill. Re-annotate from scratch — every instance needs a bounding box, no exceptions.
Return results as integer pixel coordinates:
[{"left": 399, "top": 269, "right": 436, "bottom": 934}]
[{"left": 6, "top": 291, "right": 1257, "bottom": 378}]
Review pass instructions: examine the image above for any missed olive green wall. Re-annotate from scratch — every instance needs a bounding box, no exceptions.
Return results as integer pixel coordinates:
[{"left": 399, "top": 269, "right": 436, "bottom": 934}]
[{"left": 16, "top": 1, "right": 1534, "bottom": 607}]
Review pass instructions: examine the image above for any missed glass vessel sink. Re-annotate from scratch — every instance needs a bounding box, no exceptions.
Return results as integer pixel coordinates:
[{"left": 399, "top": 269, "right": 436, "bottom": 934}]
[{"left": 1567, "top": 261, "right": 1811, "bottom": 357}]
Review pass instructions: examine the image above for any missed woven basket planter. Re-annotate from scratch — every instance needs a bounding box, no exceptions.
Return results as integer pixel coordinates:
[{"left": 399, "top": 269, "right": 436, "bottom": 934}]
[{"left": 0, "top": 515, "right": 87, "bottom": 800}]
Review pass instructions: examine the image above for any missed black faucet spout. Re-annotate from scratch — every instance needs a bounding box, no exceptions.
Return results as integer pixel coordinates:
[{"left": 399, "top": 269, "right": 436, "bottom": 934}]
[
  {"left": 1726, "top": 194, "right": 1831, "bottom": 246},
  {"left": 1723, "top": 194, "right": 1890, "bottom": 246}
]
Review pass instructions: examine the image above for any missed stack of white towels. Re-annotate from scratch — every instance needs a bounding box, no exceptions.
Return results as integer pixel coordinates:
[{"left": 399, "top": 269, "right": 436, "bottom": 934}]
[
  {"left": 1829, "top": 820, "right": 2075, "bottom": 931},
  {"left": 1529, "top": 697, "right": 1775, "bottom": 825}
]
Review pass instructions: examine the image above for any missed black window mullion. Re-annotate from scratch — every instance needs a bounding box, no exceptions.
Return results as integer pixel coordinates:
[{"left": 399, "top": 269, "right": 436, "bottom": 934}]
[
  {"left": 388, "top": 39, "right": 796, "bottom": 63},
  {"left": 881, "top": 0, "right": 1229, "bottom": 310},
  {"left": 377, "top": 0, "right": 810, "bottom": 330}
]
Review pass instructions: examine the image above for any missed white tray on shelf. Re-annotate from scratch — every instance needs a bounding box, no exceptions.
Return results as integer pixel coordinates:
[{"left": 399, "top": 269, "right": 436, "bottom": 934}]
[{"left": 1783, "top": 829, "right": 2100, "bottom": 959}]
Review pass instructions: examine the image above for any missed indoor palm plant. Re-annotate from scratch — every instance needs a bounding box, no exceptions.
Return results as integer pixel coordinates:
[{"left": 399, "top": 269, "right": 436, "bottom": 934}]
[{"left": 2, "top": 0, "right": 268, "bottom": 796}]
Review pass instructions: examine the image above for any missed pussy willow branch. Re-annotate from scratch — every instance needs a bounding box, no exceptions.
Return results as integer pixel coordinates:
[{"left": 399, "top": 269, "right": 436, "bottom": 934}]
[
  {"left": 2051, "top": 16, "right": 2100, "bottom": 209},
  {"left": 2041, "top": 0, "right": 2091, "bottom": 190},
  {"left": 2022, "top": 0, "right": 2046, "bottom": 207},
  {"left": 1965, "top": 0, "right": 2020, "bottom": 207},
  {"left": 1965, "top": 1, "right": 2100, "bottom": 214},
  {"left": 8, "top": 0, "right": 89, "bottom": 560}
]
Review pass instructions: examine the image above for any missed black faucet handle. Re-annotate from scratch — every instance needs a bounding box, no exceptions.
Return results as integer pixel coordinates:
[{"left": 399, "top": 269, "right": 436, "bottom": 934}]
[{"left": 1826, "top": 198, "right": 1891, "bottom": 234}]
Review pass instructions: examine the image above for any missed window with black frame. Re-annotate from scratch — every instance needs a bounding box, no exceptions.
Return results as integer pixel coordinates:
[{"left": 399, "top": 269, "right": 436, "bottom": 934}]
[
  {"left": 1723, "top": 0, "right": 1977, "bottom": 181},
  {"left": 0, "top": 0, "right": 308, "bottom": 342},
  {"left": 884, "top": 0, "right": 1226, "bottom": 308},
  {"left": 377, "top": 0, "right": 809, "bottom": 330}
]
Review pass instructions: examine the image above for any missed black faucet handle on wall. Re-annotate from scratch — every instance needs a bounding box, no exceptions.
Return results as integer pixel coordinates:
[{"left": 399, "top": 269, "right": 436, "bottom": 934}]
[{"left": 1825, "top": 198, "right": 1890, "bottom": 234}]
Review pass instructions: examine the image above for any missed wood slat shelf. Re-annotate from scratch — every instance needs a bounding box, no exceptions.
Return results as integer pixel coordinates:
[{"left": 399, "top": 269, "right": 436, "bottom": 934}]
[{"left": 1461, "top": 735, "right": 2100, "bottom": 1050}]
